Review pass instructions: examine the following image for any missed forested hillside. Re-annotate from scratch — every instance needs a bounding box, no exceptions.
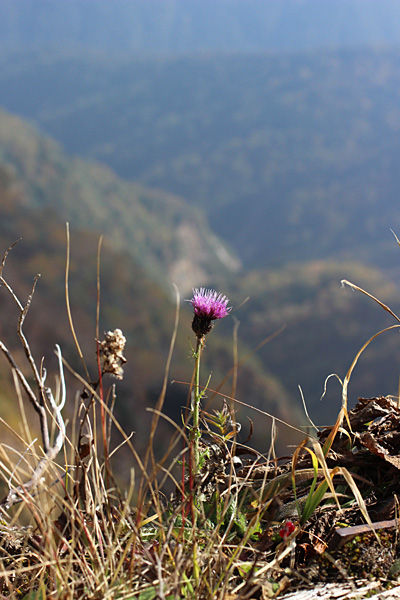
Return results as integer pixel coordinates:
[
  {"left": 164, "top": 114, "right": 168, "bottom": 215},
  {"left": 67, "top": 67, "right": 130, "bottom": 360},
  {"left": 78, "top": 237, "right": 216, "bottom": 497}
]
[
  {"left": 2, "top": 49, "right": 400, "bottom": 271},
  {"left": 221, "top": 260, "right": 400, "bottom": 425},
  {"left": 1, "top": 109, "right": 400, "bottom": 453},
  {"left": 0, "top": 107, "right": 239, "bottom": 294},
  {"left": 3, "top": 5, "right": 400, "bottom": 594},
  {"left": 0, "top": 111, "right": 299, "bottom": 461}
]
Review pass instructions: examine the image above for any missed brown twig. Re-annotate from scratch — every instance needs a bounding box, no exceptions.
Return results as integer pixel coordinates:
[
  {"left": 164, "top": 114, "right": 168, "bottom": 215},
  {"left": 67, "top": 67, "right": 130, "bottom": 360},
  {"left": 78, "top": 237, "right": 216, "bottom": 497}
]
[
  {"left": 0, "top": 345, "right": 66, "bottom": 509},
  {"left": 0, "top": 339, "right": 50, "bottom": 453},
  {"left": 0, "top": 243, "right": 66, "bottom": 508}
]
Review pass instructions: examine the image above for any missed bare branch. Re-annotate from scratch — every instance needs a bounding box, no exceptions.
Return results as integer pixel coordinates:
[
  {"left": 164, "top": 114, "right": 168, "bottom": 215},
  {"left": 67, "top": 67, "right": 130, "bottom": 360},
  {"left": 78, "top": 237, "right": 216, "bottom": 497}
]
[
  {"left": 0, "top": 241, "right": 67, "bottom": 511},
  {"left": 0, "top": 242, "right": 67, "bottom": 506},
  {"left": 0, "top": 238, "right": 21, "bottom": 279},
  {"left": 0, "top": 277, "right": 24, "bottom": 311},
  {"left": 1, "top": 344, "right": 67, "bottom": 509},
  {"left": 18, "top": 274, "right": 42, "bottom": 387},
  {"left": 0, "top": 340, "right": 50, "bottom": 454},
  {"left": 0, "top": 262, "right": 49, "bottom": 449},
  {"left": 0, "top": 239, "right": 24, "bottom": 310}
]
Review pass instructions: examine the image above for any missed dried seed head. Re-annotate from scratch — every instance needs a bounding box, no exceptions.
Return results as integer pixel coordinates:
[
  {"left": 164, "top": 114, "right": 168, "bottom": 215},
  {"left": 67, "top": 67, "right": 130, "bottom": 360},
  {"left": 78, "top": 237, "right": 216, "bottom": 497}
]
[{"left": 99, "top": 328, "right": 126, "bottom": 380}]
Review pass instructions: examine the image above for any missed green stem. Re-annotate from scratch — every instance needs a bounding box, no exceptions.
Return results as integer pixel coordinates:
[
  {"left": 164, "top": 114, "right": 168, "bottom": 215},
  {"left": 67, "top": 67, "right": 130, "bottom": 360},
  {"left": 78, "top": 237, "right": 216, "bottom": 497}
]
[
  {"left": 192, "top": 336, "right": 203, "bottom": 475},
  {"left": 192, "top": 342, "right": 202, "bottom": 593}
]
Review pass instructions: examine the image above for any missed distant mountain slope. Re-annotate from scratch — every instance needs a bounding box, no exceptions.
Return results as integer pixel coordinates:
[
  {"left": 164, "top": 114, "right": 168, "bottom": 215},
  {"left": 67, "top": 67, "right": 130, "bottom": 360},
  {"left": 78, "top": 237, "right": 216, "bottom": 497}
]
[
  {"left": 0, "top": 109, "right": 300, "bottom": 459},
  {"left": 3, "top": 107, "right": 400, "bottom": 463},
  {"left": 0, "top": 162, "right": 182, "bottom": 456},
  {"left": 1, "top": 49, "right": 400, "bottom": 272},
  {"left": 0, "top": 107, "right": 239, "bottom": 293},
  {"left": 223, "top": 260, "right": 400, "bottom": 425},
  {"left": 2, "top": 0, "right": 400, "bottom": 54}
]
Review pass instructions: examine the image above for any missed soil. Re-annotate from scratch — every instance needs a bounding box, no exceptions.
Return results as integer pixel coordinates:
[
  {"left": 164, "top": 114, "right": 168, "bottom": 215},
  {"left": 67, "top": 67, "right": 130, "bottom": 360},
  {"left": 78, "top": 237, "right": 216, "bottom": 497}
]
[{"left": 237, "top": 396, "right": 400, "bottom": 599}]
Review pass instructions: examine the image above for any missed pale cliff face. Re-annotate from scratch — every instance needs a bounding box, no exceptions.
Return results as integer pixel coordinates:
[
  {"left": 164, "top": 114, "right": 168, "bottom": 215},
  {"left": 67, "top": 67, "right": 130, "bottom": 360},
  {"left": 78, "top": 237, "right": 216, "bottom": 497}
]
[
  {"left": 0, "top": 108, "right": 241, "bottom": 298},
  {"left": 168, "top": 220, "right": 241, "bottom": 295}
]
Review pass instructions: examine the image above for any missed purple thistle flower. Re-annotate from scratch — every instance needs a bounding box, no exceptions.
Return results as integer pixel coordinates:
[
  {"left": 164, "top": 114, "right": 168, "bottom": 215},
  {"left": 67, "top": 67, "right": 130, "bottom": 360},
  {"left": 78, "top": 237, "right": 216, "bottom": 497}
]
[{"left": 188, "top": 288, "right": 231, "bottom": 338}]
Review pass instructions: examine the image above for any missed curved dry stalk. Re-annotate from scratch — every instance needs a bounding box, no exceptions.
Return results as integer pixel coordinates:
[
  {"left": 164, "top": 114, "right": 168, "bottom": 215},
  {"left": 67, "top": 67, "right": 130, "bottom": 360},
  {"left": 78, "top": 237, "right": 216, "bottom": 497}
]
[
  {"left": 65, "top": 223, "right": 90, "bottom": 381},
  {"left": 60, "top": 356, "right": 165, "bottom": 523},
  {"left": 1, "top": 345, "right": 67, "bottom": 509},
  {"left": 172, "top": 380, "right": 318, "bottom": 441},
  {"left": 341, "top": 277, "right": 400, "bottom": 410},
  {"left": 137, "top": 283, "right": 180, "bottom": 509},
  {"left": 0, "top": 338, "right": 50, "bottom": 453},
  {"left": 341, "top": 279, "right": 400, "bottom": 323},
  {"left": 0, "top": 242, "right": 67, "bottom": 508},
  {"left": 209, "top": 323, "right": 287, "bottom": 408},
  {"left": 340, "top": 324, "right": 400, "bottom": 419},
  {"left": 18, "top": 274, "right": 42, "bottom": 384},
  {"left": 321, "top": 324, "right": 400, "bottom": 456},
  {"left": 0, "top": 243, "right": 53, "bottom": 453},
  {"left": 0, "top": 238, "right": 21, "bottom": 279},
  {"left": 298, "top": 384, "right": 319, "bottom": 433}
]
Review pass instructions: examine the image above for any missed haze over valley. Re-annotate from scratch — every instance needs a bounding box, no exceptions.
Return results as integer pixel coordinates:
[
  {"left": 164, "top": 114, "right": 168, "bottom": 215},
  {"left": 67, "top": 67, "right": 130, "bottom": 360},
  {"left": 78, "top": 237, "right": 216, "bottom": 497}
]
[{"left": 1, "top": 1, "right": 400, "bottom": 459}]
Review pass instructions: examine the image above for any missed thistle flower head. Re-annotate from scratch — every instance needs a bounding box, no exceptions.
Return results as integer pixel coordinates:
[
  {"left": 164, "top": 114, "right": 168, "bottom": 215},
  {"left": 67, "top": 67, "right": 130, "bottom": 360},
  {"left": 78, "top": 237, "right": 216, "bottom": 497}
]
[{"left": 188, "top": 288, "right": 231, "bottom": 338}]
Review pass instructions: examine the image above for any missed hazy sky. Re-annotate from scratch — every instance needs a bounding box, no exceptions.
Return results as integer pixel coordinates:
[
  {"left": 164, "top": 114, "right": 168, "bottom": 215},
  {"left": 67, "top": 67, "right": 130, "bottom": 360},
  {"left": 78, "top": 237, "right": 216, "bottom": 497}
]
[{"left": 2, "top": 0, "right": 400, "bottom": 55}]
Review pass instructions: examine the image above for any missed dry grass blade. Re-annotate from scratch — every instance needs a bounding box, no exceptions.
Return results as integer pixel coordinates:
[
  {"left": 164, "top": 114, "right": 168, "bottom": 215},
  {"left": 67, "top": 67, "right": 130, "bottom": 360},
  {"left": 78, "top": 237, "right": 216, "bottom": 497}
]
[
  {"left": 65, "top": 222, "right": 90, "bottom": 381},
  {"left": 337, "top": 466, "right": 378, "bottom": 539},
  {"left": 341, "top": 324, "right": 400, "bottom": 416},
  {"left": 210, "top": 323, "right": 286, "bottom": 404},
  {"left": 312, "top": 441, "right": 340, "bottom": 510},
  {"left": 172, "top": 380, "right": 318, "bottom": 441},
  {"left": 322, "top": 324, "right": 400, "bottom": 456},
  {"left": 2, "top": 239, "right": 400, "bottom": 599},
  {"left": 341, "top": 279, "right": 400, "bottom": 323}
]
